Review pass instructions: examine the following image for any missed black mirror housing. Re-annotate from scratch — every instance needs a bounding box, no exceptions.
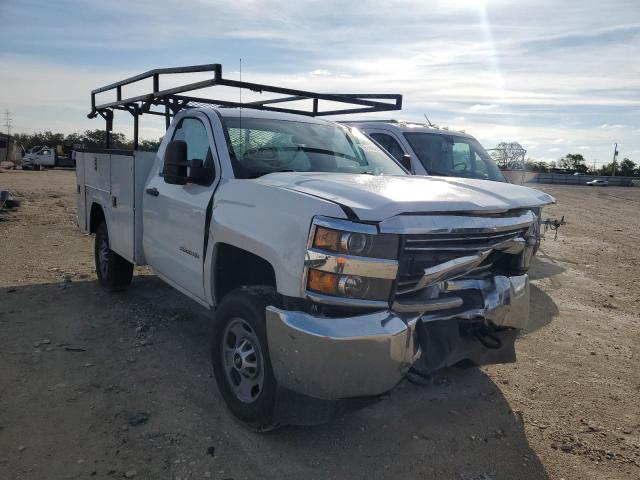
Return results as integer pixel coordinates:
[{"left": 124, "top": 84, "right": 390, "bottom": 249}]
[
  {"left": 189, "top": 159, "right": 212, "bottom": 184},
  {"left": 163, "top": 140, "right": 188, "bottom": 185}
]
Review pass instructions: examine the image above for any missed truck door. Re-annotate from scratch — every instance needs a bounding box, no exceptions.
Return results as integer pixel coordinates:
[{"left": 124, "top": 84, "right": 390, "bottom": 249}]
[
  {"left": 142, "top": 113, "right": 219, "bottom": 301},
  {"left": 35, "top": 148, "right": 56, "bottom": 167}
]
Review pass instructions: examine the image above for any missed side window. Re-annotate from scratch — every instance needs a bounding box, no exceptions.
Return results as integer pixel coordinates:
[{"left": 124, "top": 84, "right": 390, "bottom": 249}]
[
  {"left": 172, "top": 117, "right": 213, "bottom": 167},
  {"left": 369, "top": 133, "right": 406, "bottom": 162}
]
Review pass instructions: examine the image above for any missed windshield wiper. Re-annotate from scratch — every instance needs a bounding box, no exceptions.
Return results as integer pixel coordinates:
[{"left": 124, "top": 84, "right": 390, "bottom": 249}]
[
  {"left": 248, "top": 145, "right": 359, "bottom": 162},
  {"left": 425, "top": 169, "right": 451, "bottom": 176},
  {"left": 248, "top": 169, "right": 298, "bottom": 179}
]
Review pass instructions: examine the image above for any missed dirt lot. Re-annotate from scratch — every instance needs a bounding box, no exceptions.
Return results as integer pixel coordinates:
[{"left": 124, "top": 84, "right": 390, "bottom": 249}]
[{"left": 0, "top": 169, "right": 638, "bottom": 480}]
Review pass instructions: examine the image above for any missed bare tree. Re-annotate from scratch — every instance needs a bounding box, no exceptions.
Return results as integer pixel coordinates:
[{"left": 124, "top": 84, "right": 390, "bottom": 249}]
[{"left": 488, "top": 141, "right": 527, "bottom": 169}]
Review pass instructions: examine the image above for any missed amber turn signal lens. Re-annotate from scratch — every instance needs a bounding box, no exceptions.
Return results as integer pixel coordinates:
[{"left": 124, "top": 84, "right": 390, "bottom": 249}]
[
  {"left": 307, "top": 269, "right": 339, "bottom": 295},
  {"left": 313, "top": 226, "right": 341, "bottom": 252}
]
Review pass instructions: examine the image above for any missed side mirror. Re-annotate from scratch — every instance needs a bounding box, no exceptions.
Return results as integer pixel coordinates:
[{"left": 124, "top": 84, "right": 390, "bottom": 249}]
[
  {"left": 400, "top": 154, "right": 412, "bottom": 172},
  {"left": 189, "top": 159, "right": 212, "bottom": 184},
  {"left": 163, "top": 140, "right": 188, "bottom": 185}
]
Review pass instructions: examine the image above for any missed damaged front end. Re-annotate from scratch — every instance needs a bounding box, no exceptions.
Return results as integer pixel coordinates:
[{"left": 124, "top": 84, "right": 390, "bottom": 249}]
[
  {"left": 386, "top": 209, "right": 536, "bottom": 376},
  {"left": 266, "top": 209, "right": 538, "bottom": 401}
]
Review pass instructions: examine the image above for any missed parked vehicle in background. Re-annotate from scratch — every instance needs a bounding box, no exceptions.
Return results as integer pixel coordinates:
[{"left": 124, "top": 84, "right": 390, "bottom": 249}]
[
  {"left": 22, "top": 145, "right": 54, "bottom": 170},
  {"left": 586, "top": 179, "right": 608, "bottom": 186},
  {"left": 22, "top": 144, "right": 76, "bottom": 170},
  {"left": 77, "top": 64, "right": 555, "bottom": 430},
  {"left": 345, "top": 119, "right": 547, "bottom": 249},
  {"left": 342, "top": 120, "right": 506, "bottom": 182},
  {"left": 24, "top": 145, "right": 48, "bottom": 156}
]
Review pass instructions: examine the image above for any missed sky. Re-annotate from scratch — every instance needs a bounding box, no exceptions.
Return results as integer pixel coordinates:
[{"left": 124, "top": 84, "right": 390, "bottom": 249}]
[{"left": 0, "top": 0, "right": 638, "bottom": 166}]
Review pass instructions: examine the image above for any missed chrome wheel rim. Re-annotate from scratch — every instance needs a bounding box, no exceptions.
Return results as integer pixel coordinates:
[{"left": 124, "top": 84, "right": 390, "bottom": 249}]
[
  {"left": 98, "top": 235, "right": 109, "bottom": 278},
  {"left": 222, "top": 318, "right": 264, "bottom": 404}
]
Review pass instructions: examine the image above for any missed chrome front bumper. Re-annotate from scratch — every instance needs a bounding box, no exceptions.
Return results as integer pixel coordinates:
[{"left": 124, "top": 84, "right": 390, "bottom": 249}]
[{"left": 266, "top": 274, "right": 530, "bottom": 400}]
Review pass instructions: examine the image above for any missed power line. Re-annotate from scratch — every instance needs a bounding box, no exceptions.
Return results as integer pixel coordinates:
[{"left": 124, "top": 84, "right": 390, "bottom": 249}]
[
  {"left": 3, "top": 109, "right": 11, "bottom": 135},
  {"left": 3, "top": 109, "right": 12, "bottom": 161}
]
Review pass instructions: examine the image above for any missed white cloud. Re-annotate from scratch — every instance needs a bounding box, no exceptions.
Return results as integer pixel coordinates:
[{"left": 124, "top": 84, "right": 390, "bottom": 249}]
[
  {"left": 468, "top": 104, "right": 499, "bottom": 112},
  {"left": 309, "top": 69, "right": 331, "bottom": 77},
  {"left": 0, "top": 0, "right": 638, "bottom": 163},
  {"left": 599, "top": 123, "right": 628, "bottom": 129}
]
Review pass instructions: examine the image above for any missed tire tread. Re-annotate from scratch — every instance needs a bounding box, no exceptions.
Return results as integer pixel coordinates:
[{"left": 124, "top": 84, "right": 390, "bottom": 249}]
[{"left": 95, "top": 221, "right": 133, "bottom": 291}]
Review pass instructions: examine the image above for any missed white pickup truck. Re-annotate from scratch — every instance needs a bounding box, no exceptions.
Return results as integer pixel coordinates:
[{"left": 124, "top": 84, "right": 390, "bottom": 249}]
[
  {"left": 22, "top": 145, "right": 55, "bottom": 170},
  {"left": 77, "top": 65, "right": 555, "bottom": 429},
  {"left": 22, "top": 144, "right": 76, "bottom": 170}
]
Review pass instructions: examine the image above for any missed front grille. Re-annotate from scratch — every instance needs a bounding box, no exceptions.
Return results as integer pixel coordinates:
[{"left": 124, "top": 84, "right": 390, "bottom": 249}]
[
  {"left": 396, "top": 226, "right": 528, "bottom": 295},
  {"left": 403, "top": 228, "right": 528, "bottom": 252}
]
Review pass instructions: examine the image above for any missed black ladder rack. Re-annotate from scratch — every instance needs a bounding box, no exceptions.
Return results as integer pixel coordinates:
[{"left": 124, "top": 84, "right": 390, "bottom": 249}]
[{"left": 88, "top": 63, "right": 402, "bottom": 149}]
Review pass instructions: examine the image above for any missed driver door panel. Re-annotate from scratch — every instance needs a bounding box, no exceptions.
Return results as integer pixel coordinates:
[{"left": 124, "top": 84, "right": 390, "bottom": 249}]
[{"left": 142, "top": 114, "right": 218, "bottom": 301}]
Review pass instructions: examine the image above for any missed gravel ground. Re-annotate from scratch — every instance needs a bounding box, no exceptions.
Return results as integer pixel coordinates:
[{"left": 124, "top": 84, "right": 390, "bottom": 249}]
[{"left": 0, "top": 168, "right": 638, "bottom": 480}]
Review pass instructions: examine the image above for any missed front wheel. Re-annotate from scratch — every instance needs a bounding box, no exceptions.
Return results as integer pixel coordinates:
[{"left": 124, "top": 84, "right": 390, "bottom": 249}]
[
  {"left": 211, "top": 287, "right": 278, "bottom": 431},
  {"left": 94, "top": 221, "right": 133, "bottom": 291}
]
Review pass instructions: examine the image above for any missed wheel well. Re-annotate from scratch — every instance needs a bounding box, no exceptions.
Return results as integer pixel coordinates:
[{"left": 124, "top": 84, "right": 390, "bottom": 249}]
[
  {"left": 214, "top": 244, "right": 277, "bottom": 303},
  {"left": 89, "top": 203, "right": 105, "bottom": 234}
]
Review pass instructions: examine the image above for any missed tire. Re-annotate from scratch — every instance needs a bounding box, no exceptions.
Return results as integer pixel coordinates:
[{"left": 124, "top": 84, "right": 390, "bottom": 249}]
[
  {"left": 33, "top": 164, "right": 41, "bottom": 171},
  {"left": 211, "top": 287, "right": 278, "bottom": 431},
  {"left": 94, "top": 221, "right": 133, "bottom": 291}
]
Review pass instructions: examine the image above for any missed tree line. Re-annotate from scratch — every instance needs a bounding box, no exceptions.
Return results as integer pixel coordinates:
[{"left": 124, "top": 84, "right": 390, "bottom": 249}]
[
  {"left": 11, "top": 132, "right": 640, "bottom": 177},
  {"left": 490, "top": 142, "right": 639, "bottom": 177},
  {"left": 524, "top": 155, "right": 639, "bottom": 177},
  {"left": 13, "top": 130, "right": 162, "bottom": 153}
]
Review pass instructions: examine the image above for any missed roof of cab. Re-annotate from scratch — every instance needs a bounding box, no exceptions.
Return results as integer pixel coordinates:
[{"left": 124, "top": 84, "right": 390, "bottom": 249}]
[
  {"left": 200, "top": 107, "right": 338, "bottom": 125},
  {"left": 342, "top": 120, "right": 475, "bottom": 139}
]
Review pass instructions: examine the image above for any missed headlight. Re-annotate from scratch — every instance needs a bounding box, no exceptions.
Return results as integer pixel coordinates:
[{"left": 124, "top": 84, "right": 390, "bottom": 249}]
[
  {"left": 312, "top": 226, "right": 399, "bottom": 259},
  {"left": 338, "top": 275, "right": 369, "bottom": 297},
  {"left": 305, "top": 218, "right": 400, "bottom": 305},
  {"left": 307, "top": 269, "right": 393, "bottom": 302},
  {"left": 341, "top": 232, "right": 369, "bottom": 255}
]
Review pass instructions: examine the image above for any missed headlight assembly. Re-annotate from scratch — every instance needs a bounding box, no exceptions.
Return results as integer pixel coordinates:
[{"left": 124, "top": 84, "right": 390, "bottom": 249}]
[
  {"left": 305, "top": 218, "right": 400, "bottom": 306},
  {"left": 312, "top": 226, "right": 399, "bottom": 259},
  {"left": 307, "top": 269, "right": 393, "bottom": 302}
]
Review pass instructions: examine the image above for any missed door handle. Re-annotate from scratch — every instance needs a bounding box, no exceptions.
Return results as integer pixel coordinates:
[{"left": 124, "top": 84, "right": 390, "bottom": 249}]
[{"left": 145, "top": 187, "right": 159, "bottom": 197}]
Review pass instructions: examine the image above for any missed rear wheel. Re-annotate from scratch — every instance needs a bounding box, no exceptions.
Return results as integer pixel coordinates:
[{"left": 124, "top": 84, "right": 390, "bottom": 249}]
[
  {"left": 94, "top": 221, "right": 133, "bottom": 291},
  {"left": 211, "top": 287, "right": 278, "bottom": 431}
]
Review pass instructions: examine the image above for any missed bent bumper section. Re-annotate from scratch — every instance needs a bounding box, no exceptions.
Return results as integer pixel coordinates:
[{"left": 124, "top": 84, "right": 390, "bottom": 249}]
[
  {"left": 266, "top": 308, "right": 421, "bottom": 400},
  {"left": 267, "top": 274, "right": 530, "bottom": 401}
]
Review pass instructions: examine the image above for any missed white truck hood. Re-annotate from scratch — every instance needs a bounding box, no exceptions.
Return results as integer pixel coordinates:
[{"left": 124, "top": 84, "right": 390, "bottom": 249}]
[{"left": 256, "top": 173, "right": 555, "bottom": 221}]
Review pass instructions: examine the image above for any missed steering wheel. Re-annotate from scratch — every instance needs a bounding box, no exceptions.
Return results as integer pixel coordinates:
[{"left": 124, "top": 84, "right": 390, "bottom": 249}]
[{"left": 453, "top": 162, "right": 469, "bottom": 172}]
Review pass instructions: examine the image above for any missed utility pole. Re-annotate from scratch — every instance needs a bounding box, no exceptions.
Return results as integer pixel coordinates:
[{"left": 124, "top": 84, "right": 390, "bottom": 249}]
[
  {"left": 612, "top": 143, "right": 618, "bottom": 177},
  {"left": 3, "top": 109, "right": 12, "bottom": 161}
]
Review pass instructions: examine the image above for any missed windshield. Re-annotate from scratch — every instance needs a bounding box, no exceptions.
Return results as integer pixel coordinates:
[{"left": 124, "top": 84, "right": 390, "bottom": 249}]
[
  {"left": 404, "top": 132, "right": 505, "bottom": 182},
  {"left": 221, "top": 117, "right": 407, "bottom": 178}
]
